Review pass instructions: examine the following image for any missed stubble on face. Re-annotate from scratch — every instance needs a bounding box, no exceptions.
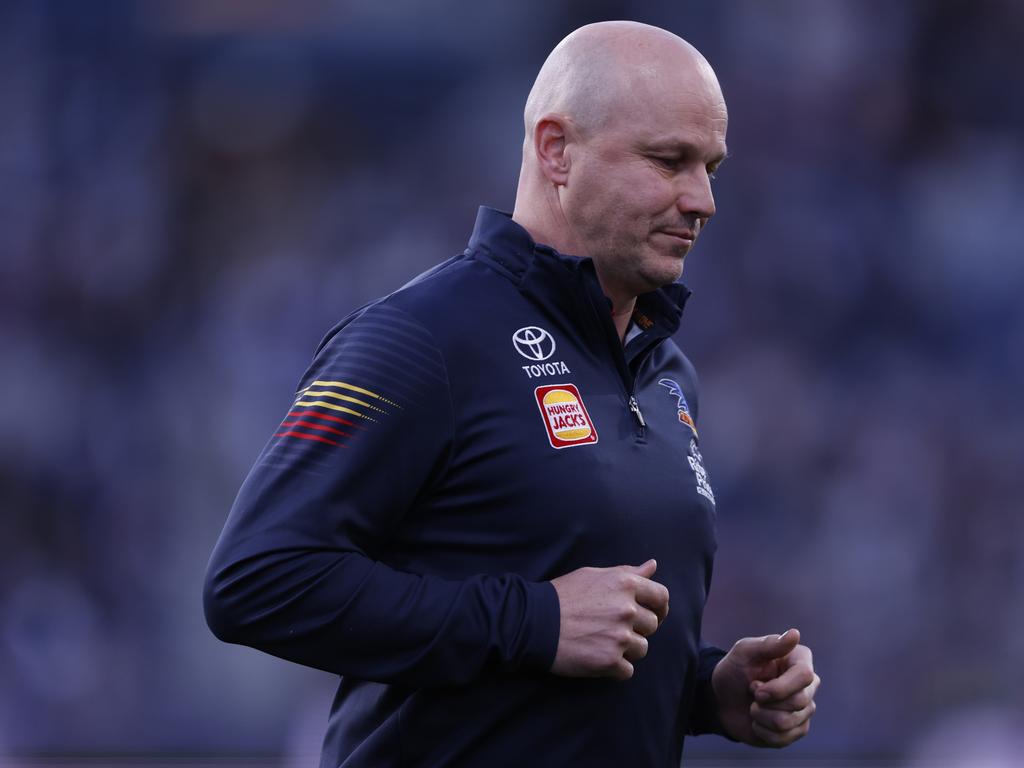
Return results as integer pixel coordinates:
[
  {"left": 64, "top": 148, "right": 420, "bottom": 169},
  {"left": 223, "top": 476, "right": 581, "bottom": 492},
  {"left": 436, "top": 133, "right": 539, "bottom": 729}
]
[{"left": 611, "top": 224, "right": 691, "bottom": 300}]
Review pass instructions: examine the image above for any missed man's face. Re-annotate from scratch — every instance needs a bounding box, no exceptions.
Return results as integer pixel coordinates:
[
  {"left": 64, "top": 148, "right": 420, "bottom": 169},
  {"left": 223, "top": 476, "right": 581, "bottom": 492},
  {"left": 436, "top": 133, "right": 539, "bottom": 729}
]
[{"left": 560, "top": 69, "right": 728, "bottom": 301}]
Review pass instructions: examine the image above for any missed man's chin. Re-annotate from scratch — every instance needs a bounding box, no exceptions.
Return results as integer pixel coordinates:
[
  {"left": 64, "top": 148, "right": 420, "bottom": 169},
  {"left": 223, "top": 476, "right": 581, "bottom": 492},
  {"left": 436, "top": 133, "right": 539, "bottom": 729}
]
[{"left": 643, "top": 257, "right": 687, "bottom": 289}]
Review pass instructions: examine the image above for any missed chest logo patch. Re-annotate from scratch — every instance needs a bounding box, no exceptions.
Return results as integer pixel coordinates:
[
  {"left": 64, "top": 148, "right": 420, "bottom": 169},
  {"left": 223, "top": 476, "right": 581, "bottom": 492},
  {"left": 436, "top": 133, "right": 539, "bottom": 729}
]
[
  {"left": 534, "top": 384, "right": 599, "bottom": 449},
  {"left": 658, "top": 378, "right": 698, "bottom": 437},
  {"left": 688, "top": 438, "right": 716, "bottom": 506},
  {"left": 512, "top": 326, "right": 556, "bottom": 361}
]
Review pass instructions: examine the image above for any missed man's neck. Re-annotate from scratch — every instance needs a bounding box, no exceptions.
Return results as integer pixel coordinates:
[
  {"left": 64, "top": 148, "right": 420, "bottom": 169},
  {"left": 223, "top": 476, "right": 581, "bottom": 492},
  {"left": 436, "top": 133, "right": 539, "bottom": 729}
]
[
  {"left": 512, "top": 203, "right": 637, "bottom": 344},
  {"left": 511, "top": 206, "right": 568, "bottom": 257},
  {"left": 609, "top": 296, "right": 636, "bottom": 344}
]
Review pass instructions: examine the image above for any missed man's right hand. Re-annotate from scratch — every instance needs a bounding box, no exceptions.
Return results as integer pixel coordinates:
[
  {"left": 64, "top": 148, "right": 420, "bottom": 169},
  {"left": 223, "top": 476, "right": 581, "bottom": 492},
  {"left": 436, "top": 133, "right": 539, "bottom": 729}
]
[{"left": 549, "top": 559, "right": 669, "bottom": 681}]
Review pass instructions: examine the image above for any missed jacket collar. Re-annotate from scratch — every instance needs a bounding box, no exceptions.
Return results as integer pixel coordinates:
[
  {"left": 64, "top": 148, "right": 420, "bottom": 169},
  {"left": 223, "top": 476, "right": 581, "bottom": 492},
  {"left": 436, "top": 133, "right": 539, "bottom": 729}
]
[{"left": 466, "top": 206, "right": 690, "bottom": 335}]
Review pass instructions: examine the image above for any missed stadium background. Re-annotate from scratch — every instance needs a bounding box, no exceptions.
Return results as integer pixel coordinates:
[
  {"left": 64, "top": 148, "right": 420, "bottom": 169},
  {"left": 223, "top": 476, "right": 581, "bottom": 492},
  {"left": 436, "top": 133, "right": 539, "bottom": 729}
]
[{"left": 2, "top": 0, "right": 1023, "bottom": 765}]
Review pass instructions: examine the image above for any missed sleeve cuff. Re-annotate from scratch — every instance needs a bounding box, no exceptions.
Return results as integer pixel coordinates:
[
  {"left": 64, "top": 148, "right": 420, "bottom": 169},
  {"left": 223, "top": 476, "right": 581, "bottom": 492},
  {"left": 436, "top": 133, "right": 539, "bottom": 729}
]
[
  {"left": 689, "top": 644, "right": 735, "bottom": 738},
  {"left": 517, "top": 580, "right": 561, "bottom": 672}
]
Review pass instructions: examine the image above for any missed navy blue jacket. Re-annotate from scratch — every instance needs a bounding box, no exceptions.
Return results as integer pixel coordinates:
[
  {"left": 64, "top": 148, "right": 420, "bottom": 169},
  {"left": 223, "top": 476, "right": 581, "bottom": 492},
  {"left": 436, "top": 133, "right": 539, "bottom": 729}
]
[{"left": 205, "top": 207, "right": 726, "bottom": 767}]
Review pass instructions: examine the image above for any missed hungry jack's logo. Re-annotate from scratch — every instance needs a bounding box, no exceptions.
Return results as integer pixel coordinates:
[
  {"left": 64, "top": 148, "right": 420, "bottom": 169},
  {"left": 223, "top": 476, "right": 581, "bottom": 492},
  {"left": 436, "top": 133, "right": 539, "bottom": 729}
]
[
  {"left": 534, "top": 384, "right": 599, "bottom": 449},
  {"left": 658, "top": 378, "right": 698, "bottom": 437}
]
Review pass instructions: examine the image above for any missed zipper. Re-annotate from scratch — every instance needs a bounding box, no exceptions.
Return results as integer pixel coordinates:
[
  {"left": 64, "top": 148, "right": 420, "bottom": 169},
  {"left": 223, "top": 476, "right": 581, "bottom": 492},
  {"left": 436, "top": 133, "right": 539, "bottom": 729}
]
[
  {"left": 628, "top": 395, "right": 646, "bottom": 429},
  {"left": 603, "top": 320, "right": 646, "bottom": 439},
  {"left": 593, "top": 298, "right": 648, "bottom": 439},
  {"left": 580, "top": 264, "right": 666, "bottom": 440}
]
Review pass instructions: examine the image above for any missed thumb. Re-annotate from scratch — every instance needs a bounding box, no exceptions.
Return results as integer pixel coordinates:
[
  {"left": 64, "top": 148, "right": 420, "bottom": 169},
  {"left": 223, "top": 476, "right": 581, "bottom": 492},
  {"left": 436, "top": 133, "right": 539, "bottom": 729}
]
[
  {"left": 624, "top": 559, "right": 658, "bottom": 578},
  {"left": 747, "top": 628, "right": 801, "bottom": 662}
]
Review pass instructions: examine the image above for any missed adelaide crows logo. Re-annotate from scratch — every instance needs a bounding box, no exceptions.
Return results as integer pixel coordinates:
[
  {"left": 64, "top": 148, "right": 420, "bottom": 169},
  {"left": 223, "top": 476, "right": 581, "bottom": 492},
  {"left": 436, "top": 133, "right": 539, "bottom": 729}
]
[{"left": 657, "top": 378, "right": 698, "bottom": 437}]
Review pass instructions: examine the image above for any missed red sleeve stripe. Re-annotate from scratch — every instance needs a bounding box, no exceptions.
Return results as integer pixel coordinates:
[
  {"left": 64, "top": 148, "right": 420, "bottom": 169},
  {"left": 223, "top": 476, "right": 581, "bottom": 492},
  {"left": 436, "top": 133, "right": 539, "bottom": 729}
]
[
  {"left": 274, "top": 431, "right": 346, "bottom": 447},
  {"left": 280, "top": 419, "right": 354, "bottom": 438},
  {"left": 287, "top": 409, "right": 365, "bottom": 429}
]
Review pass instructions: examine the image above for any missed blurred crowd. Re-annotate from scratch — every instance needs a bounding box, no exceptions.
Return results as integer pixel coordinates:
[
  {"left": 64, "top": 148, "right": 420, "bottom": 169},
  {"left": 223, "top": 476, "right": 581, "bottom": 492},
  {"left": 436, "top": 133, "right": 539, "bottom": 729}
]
[{"left": 2, "top": 0, "right": 1022, "bottom": 763}]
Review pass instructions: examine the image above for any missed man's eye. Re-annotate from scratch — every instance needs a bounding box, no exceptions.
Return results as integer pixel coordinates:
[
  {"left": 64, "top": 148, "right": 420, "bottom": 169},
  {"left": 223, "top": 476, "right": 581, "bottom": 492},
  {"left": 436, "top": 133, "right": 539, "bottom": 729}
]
[{"left": 652, "top": 156, "right": 680, "bottom": 169}]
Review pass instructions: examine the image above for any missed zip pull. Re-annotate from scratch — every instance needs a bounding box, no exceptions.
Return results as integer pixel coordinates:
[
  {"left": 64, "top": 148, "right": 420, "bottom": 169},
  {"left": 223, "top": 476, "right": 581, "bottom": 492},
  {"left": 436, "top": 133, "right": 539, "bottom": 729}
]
[{"left": 628, "top": 395, "right": 646, "bottom": 429}]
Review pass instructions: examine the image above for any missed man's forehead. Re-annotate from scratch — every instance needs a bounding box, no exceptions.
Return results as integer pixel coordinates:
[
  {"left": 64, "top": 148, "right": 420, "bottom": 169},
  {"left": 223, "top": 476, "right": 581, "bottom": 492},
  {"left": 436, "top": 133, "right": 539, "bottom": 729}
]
[{"left": 630, "top": 106, "right": 728, "bottom": 149}]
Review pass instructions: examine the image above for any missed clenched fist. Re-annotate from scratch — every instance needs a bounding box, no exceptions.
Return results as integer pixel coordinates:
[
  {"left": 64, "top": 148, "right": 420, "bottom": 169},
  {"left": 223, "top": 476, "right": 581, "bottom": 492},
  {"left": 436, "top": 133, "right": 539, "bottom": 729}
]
[
  {"left": 711, "top": 628, "right": 820, "bottom": 748},
  {"left": 549, "top": 559, "right": 669, "bottom": 681}
]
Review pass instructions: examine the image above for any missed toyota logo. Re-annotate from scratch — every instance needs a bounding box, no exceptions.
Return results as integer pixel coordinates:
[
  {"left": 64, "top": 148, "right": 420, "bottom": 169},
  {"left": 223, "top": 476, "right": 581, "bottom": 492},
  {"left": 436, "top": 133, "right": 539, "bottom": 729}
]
[{"left": 512, "top": 326, "right": 556, "bottom": 361}]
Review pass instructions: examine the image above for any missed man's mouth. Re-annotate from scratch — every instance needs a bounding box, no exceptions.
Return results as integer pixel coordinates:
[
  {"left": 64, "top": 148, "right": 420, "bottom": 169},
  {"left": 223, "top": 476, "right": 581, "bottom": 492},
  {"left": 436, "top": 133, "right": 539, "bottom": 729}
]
[{"left": 658, "top": 228, "right": 696, "bottom": 246}]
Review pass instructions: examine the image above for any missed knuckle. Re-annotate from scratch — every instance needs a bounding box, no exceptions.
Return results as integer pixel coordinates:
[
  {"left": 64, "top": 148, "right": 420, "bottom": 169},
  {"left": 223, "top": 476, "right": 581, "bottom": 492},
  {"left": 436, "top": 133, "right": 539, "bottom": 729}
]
[
  {"left": 615, "top": 628, "right": 633, "bottom": 647},
  {"left": 637, "top": 636, "right": 649, "bottom": 658},
  {"left": 614, "top": 659, "right": 634, "bottom": 680},
  {"left": 602, "top": 641, "right": 623, "bottom": 660},
  {"left": 640, "top": 612, "right": 659, "bottom": 635},
  {"left": 766, "top": 710, "right": 786, "bottom": 730},
  {"left": 601, "top": 650, "right": 622, "bottom": 671},
  {"left": 759, "top": 730, "right": 784, "bottom": 749}
]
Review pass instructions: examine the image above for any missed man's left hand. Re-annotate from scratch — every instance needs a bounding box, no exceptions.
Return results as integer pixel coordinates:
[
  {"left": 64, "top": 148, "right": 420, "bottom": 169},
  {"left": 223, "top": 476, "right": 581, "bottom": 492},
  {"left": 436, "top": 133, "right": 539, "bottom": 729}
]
[{"left": 710, "top": 628, "right": 820, "bottom": 748}]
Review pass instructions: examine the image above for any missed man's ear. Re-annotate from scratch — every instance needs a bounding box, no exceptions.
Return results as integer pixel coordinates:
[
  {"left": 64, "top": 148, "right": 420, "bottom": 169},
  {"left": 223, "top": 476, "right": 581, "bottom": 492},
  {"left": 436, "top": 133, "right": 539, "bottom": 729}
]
[{"left": 533, "top": 116, "right": 571, "bottom": 186}]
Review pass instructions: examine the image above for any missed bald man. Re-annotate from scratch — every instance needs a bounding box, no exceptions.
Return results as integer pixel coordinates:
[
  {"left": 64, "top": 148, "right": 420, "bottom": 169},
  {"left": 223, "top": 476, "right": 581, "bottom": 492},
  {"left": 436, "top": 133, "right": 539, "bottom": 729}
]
[{"left": 206, "top": 21, "right": 819, "bottom": 768}]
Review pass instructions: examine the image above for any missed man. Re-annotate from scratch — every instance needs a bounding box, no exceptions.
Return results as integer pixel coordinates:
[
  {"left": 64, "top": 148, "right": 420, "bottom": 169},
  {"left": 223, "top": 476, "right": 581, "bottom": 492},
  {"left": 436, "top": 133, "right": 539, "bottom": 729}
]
[{"left": 205, "top": 21, "right": 820, "bottom": 767}]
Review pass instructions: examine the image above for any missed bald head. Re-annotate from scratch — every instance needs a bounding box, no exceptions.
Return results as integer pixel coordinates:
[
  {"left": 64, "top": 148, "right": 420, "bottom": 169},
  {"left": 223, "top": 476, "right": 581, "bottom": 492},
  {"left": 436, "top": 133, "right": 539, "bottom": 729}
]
[
  {"left": 513, "top": 22, "right": 728, "bottom": 312},
  {"left": 523, "top": 21, "right": 722, "bottom": 140}
]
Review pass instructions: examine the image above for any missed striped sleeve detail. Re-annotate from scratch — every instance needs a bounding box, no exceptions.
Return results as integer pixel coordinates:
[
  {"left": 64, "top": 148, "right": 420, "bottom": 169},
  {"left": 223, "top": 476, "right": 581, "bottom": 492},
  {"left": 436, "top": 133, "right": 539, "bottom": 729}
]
[{"left": 263, "top": 302, "right": 449, "bottom": 465}]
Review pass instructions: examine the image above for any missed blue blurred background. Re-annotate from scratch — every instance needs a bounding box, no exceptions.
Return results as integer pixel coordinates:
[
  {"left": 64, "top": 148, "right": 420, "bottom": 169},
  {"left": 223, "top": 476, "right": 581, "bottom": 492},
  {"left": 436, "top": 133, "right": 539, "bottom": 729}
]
[{"left": 2, "top": 0, "right": 1023, "bottom": 765}]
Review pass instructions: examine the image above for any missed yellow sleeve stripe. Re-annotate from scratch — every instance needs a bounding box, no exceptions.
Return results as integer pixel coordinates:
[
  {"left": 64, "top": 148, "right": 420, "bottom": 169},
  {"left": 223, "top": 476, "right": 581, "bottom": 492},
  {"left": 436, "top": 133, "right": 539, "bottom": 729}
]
[
  {"left": 293, "top": 399, "right": 378, "bottom": 421},
  {"left": 301, "top": 380, "right": 401, "bottom": 408},
  {"left": 295, "top": 389, "right": 386, "bottom": 413}
]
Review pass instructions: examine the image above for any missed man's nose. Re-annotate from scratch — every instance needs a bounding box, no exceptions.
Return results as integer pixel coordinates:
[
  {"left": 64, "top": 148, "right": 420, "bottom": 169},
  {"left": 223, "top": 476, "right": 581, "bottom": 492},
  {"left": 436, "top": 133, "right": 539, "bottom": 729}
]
[{"left": 675, "top": 167, "right": 716, "bottom": 222}]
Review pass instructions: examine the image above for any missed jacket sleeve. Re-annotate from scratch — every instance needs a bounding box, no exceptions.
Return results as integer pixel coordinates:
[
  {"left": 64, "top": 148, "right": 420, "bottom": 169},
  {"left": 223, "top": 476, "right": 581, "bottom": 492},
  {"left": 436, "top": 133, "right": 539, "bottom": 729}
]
[
  {"left": 688, "top": 640, "right": 733, "bottom": 737},
  {"left": 203, "top": 301, "right": 560, "bottom": 686}
]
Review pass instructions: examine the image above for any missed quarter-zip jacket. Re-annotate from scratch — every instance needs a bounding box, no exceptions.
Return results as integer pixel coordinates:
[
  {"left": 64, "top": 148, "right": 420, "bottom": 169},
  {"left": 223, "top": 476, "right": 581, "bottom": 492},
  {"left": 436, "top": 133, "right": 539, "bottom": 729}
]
[{"left": 205, "top": 207, "right": 726, "bottom": 767}]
